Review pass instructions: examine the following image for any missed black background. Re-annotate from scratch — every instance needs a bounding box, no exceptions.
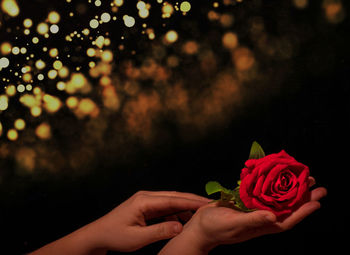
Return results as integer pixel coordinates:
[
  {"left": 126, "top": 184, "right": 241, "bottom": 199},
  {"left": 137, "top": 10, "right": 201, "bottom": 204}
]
[{"left": 1, "top": 0, "right": 349, "bottom": 254}]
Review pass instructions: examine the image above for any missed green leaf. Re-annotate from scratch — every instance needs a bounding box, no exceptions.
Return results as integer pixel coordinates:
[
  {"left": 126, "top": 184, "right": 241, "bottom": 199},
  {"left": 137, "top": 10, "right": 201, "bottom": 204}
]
[
  {"left": 205, "top": 181, "right": 228, "bottom": 195},
  {"left": 205, "top": 181, "right": 235, "bottom": 201},
  {"left": 231, "top": 186, "right": 252, "bottom": 211},
  {"left": 248, "top": 141, "right": 266, "bottom": 159}
]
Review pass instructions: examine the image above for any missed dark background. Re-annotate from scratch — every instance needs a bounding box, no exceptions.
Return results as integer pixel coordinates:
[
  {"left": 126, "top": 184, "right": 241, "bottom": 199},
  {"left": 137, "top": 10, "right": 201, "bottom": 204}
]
[{"left": 1, "top": 0, "right": 349, "bottom": 254}]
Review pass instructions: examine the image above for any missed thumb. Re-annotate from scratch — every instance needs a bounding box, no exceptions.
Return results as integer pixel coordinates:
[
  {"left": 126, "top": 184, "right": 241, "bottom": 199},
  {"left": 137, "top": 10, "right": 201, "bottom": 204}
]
[
  {"left": 138, "top": 221, "right": 183, "bottom": 244},
  {"left": 235, "top": 210, "right": 276, "bottom": 230}
]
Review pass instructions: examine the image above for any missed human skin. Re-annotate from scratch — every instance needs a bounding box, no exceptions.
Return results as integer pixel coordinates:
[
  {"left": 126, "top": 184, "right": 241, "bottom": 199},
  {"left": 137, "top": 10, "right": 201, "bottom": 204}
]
[
  {"left": 29, "top": 191, "right": 211, "bottom": 255},
  {"left": 159, "top": 177, "right": 327, "bottom": 255}
]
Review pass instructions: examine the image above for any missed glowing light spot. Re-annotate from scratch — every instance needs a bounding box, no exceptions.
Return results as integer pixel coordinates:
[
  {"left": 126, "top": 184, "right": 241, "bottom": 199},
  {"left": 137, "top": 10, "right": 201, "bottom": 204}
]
[
  {"left": 101, "top": 12, "right": 111, "bottom": 23},
  {"left": 43, "top": 94, "right": 62, "bottom": 113},
  {"left": 58, "top": 66, "right": 69, "bottom": 78},
  {"left": 293, "top": 0, "right": 308, "bottom": 9},
  {"left": 77, "top": 98, "right": 98, "bottom": 116},
  {"left": 162, "top": 2, "right": 174, "bottom": 18},
  {"left": 20, "top": 47, "right": 27, "bottom": 54},
  {"left": 101, "top": 50, "right": 113, "bottom": 62},
  {"left": 137, "top": 1, "right": 146, "bottom": 10},
  {"left": 165, "top": 30, "right": 178, "bottom": 43},
  {"left": 66, "top": 96, "right": 78, "bottom": 108},
  {"left": 89, "top": 19, "right": 99, "bottom": 29},
  {"left": 48, "top": 69, "right": 58, "bottom": 79},
  {"left": 50, "top": 24, "right": 59, "bottom": 34},
  {"left": 114, "top": 0, "right": 123, "bottom": 7},
  {"left": 87, "top": 48, "right": 96, "bottom": 57},
  {"left": 95, "top": 35, "right": 105, "bottom": 48},
  {"left": 31, "top": 106, "right": 42, "bottom": 117},
  {"left": 17, "top": 84, "right": 25, "bottom": 93},
  {"left": 6, "top": 85, "right": 16, "bottom": 96},
  {"left": 138, "top": 8, "right": 149, "bottom": 19},
  {"left": 94, "top": 0, "right": 102, "bottom": 7},
  {"left": 1, "top": 0, "right": 20, "bottom": 17},
  {"left": 7, "top": 129, "right": 18, "bottom": 141},
  {"left": 26, "top": 84, "right": 32, "bottom": 91},
  {"left": 32, "top": 37, "right": 39, "bottom": 44},
  {"left": 0, "top": 57, "right": 10, "bottom": 69},
  {"left": 21, "top": 66, "right": 31, "bottom": 73},
  {"left": 49, "top": 48, "right": 58, "bottom": 58},
  {"left": 35, "top": 122, "right": 51, "bottom": 140},
  {"left": 56, "top": 81, "right": 66, "bottom": 91},
  {"left": 23, "top": 18, "right": 33, "bottom": 28},
  {"left": 222, "top": 32, "right": 238, "bottom": 50},
  {"left": 48, "top": 11, "right": 60, "bottom": 24},
  {"left": 183, "top": 41, "right": 198, "bottom": 55},
  {"left": 0, "top": 42, "right": 12, "bottom": 55},
  {"left": 180, "top": 1, "right": 191, "bottom": 13},
  {"left": 35, "top": 59, "right": 46, "bottom": 69},
  {"left": 37, "top": 22, "right": 49, "bottom": 35},
  {"left": 12, "top": 46, "right": 20, "bottom": 55},
  {"left": 0, "top": 95, "right": 9, "bottom": 110},
  {"left": 37, "top": 74, "right": 44, "bottom": 80},
  {"left": 123, "top": 15, "right": 135, "bottom": 27},
  {"left": 22, "top": 73, "right": 32, "bottom": 83},
  {"left": 233, "top": 47, "right": 255, "bottom": 71},
  {"left": 14, "top": 119, "right": 25, "bottom": 130},
  {"left": 53, "top": 60, "right": 63, "bottom": 70}
]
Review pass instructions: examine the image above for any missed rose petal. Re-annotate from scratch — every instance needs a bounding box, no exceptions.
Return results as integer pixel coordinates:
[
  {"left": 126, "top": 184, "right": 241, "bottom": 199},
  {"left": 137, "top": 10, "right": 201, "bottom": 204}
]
[
  {"left": 253, "top": 175, "right": 265, "bottom": 197},
  {"left": 288, "top": 169, "right": 309, "bottom": 207},
  {"left": 261, "top": 164, "right": 288, "bottom": 195}
]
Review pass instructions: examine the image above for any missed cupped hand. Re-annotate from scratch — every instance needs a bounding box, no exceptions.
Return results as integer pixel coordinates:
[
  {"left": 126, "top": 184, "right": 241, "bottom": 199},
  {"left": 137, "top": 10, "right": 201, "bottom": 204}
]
[
  {"left": 88, "top": 191, "right": 210, "bottom": 253},
  {"left": 159, "top": 177, "right": 327, "bottom": 255}
]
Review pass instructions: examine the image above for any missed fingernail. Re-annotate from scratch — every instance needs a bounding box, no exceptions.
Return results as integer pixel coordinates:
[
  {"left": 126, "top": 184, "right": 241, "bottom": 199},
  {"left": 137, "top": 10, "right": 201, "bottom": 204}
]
[
  {"left": 264, "top": 214, "right": 276, "bottom": 222},
  {"left": 173, "top": 224, "right": 182, "bottom": 234}
]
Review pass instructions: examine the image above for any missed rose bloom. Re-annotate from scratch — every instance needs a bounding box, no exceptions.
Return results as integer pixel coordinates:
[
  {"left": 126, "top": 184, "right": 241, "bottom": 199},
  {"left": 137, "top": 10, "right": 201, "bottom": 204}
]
[{"left": 239, "top": 150, "right": 310, "bottom": 219}]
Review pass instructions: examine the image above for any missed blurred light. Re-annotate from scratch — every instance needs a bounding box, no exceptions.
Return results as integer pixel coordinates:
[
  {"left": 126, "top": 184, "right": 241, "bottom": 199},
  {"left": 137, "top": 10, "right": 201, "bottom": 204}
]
[
  {"left": 165, "top": 30, "right": 178, "bottom": 43},
  {"left": 123, "top": 15, "right": 135, "bottom": 27},
  {"left": 1, "top": 0, "right": 20, "bottom": 17},
  {"left": 180, "top": 1, "right": 191, "bottom": 13},
  {"left": 48, "top": 11, "right": 60, "bottom": 24},
  {"left": 14, "top": 119, "right": 26, "bottom": 130}
]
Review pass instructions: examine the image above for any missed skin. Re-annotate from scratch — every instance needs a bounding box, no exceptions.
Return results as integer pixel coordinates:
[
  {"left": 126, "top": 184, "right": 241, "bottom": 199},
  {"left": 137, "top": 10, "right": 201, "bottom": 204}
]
[
  {"left": 29, "top": 191, "right": 210, "bottom": 255},
  {"left": 29, "top": 177, "right": 327, "bottom": 255},
  {"left": 158, "top": 177, "right": 327, "bottom": 255}
]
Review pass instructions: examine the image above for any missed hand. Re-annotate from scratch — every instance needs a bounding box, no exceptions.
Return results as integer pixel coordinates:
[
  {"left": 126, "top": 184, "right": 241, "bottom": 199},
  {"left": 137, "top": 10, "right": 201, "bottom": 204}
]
[
  {"left": 89, "top": 190, "right": 210, "bottom": 252},
  {"left": 29, "top": 191, "right": 210, "bottom": 255},
  {"left": 159, "top": 177, "right": 327, "bottom": 255}
]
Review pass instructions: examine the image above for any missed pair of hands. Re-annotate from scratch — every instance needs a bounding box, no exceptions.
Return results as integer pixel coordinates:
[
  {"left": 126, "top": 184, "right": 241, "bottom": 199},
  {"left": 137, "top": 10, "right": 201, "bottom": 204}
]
[{"left": 30, "top": 177, "right": 327, "bottom": 255}]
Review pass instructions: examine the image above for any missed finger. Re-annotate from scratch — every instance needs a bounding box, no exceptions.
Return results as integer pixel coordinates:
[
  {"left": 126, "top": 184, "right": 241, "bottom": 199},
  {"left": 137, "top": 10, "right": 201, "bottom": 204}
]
[
  {"left": 310, "top": 187, "right": 327, "bottom": 201},
  {"left": 272, "top": 201, "right": 321, "bottom": 232},
  {"left": 308, "top": 177, "right": 316, "bottom": 187},
  {"left": 135, "top": 221, "right": 183, "bottom": 245},
  {"left": 164, "top": 215, "right": 179, "bottom": 222},
  {"left": 140, "top": 195, "right": 209, "bottom": 220},
  {"left": 139, "top": 191, "right": 211, "bottom": 203}
]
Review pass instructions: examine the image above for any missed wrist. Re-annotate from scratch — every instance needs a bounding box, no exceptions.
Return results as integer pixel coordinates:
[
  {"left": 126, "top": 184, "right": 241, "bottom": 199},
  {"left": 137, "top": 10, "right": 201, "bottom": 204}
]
[{"left": 159, "top": 226, "right": 216, "bottom": 255}]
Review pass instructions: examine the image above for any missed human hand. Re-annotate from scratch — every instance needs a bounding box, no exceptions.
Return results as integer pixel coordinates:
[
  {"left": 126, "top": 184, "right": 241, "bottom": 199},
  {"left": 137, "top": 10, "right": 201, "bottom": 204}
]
[
  {"left": 29, "top": 191, "right": 210, "bottom": 255},
  {"left": 86, "top": 191, "right": 210, "bottom": 253},
  {"left": 159, "top": 177, "right": 327, "bottom": 255}
]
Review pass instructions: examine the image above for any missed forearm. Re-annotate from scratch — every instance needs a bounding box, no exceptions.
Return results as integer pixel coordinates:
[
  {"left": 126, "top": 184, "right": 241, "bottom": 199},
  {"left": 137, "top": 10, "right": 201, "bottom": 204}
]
[
  {"left": 28, "top": 222, "right": 107, "bottom": 255},
  {"left": 158, "top": 229, "right": 214, "bottom": 255}
]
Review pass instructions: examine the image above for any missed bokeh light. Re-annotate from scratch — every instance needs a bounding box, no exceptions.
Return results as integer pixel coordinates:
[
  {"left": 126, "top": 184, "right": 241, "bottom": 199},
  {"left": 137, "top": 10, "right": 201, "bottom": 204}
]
[{"left": 0, "top": 0, "right": 347, "bottom": 175}]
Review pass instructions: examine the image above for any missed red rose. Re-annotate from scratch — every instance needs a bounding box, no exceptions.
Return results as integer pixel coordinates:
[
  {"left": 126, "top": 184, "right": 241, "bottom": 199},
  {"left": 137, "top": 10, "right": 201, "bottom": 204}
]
[{"left": 239, "top": 150, "right": 310, "bottom": 219}]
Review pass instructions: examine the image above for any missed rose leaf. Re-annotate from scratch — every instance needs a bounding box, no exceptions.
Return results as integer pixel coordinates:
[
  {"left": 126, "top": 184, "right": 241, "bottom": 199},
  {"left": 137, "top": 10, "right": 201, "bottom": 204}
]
[
  {"left": 205, "top": 181, "right": 234, "bottom": 201},
  {"left": 248, "top": 141, "right": 266, "bottom": 159}
]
